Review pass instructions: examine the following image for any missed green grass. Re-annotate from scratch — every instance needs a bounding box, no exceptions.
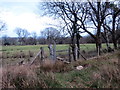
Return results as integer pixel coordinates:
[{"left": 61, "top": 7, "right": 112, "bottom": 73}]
[
  {"left": 1, "top": 43, "right": 113, "bottom": 53},
  {"left": 1, "top": 43, "right": 113, "bottom": 59},
  {"left": 1, "top": 43, "right": 114, "bottom": 66},
  {"left": 54, "top": 51, "right": 119, "bottom": 88},
  {"left": 1, "top": 44, "right": 69, "bottom": 53}
]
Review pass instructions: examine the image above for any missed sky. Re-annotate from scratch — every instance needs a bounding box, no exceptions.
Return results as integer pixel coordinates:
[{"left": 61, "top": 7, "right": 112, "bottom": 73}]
[
  {"left": 1, "top": 0, "right": 113, "bottom": 37},
  {"left": 0, "top": 1, "right": 60, "bottom": 37}
]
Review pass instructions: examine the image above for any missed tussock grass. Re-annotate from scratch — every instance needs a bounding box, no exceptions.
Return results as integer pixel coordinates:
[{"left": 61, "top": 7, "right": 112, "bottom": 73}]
[
  {"left": 40, "top": 60, "right": 72, "bottom": 72},
  {"left": 1, "top": 51, "right": 120, "bottom": 88},
  {"left": 1, "top": 65, "right": 62, "bottom": 89}
]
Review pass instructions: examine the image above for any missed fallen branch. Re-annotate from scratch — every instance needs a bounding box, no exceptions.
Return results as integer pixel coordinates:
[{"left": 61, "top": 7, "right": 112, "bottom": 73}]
[
  {"left": 56, "top": 57, "right": 70, "bottom": 64},
  {"left": 78, "top": 49, "right": 87, "bottom": 60}
]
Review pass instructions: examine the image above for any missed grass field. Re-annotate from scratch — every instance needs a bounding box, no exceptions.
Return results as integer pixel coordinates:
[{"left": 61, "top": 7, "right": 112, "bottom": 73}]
[
  {"left": 1, "top": 43, "right": 113, "bottom": 53},
  {"left": 1, "top": 43, "right": 114, "bottom": 66}
]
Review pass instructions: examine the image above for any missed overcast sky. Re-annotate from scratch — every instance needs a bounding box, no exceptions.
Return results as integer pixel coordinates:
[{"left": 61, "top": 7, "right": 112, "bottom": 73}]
[
  {"left": 0, "top": 1, "right": 60, "bottom": 37},
  {"left": 1, "top": 0, "right": 115, "bottom": 37}
]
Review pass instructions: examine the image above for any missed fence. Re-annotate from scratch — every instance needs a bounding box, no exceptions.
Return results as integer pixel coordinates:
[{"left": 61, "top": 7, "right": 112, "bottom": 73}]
[{"left": 30, "top": 44, "right": 86, "bottom": 65}]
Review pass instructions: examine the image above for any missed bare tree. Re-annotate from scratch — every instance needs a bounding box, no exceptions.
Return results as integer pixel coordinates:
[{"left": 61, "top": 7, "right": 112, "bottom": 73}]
[
  {"left": 31, "top": 32, "right": 37, "bottom": 45},
  {"left": 41, "top": 27, "right": 61, "bottom": 44},
  {"left": 15, "top": 28, "right": 30, "bottom": 45},
  {"left": 40, "top": 1, "right": 85, "bottom": 60},
  {"left": 103, "top": 1, "right": 120, "bottom": 49},
  {"left": 84, "top": 0, "right": 111, "bottom": 55},
  {"left": 40, "top": 0, "right": 118, "bottom": 57}
]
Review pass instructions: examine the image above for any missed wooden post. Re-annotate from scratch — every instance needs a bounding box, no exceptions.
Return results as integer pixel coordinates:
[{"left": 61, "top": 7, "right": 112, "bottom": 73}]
[
  {"left": 53, "top": 41, "right": 56, "bottom": 61},
  {"left": 40, "top": 47, "right": 44, "bottom": 61},
  {"left": 48, "top": 44, "right": 54, "bottom": 60},
  {"left": 75, "top": 44, "right": 78, "bottom": 60},
  {"left": 68, "top": 47, "right": 71, "bottom": 62}
]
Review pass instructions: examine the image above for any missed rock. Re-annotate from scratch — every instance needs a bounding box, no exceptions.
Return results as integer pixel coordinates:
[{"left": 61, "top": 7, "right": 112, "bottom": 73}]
[{"left": 76, "top": 65, "right": 83, "bottom": 70}]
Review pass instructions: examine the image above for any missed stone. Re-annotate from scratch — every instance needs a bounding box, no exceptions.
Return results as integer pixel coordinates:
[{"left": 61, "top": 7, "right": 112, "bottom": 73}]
[{"left": 76, "top": 65, "right": 83, "bottom": 70}]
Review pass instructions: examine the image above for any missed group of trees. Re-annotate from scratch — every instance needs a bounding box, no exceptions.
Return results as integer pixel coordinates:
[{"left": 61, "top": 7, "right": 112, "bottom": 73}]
[
  {"left": 41, "top": 0, "right": 120, "bottom": 59},
  {"left": 1, "top": 0, "right": 120, "bottom": 60},
  {"left": 1, "top": 26, "right": 69, "bottom": 45},
  {"left": 14, "top": 28, "right": 37, "bottom": 45}
]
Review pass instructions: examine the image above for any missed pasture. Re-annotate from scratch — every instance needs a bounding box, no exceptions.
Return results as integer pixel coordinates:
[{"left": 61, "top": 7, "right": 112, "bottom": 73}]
[
  {"left": 1, "top": 44, "right": 113, "bottom": 66},
  {"left": 1, "top": 43, "right": 113, "bottom": 53}
]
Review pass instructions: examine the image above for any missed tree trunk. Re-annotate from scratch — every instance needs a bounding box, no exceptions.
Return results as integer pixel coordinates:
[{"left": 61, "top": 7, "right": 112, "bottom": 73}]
[
  {"left": 73, "top": 13, "right": 78, "bottom": 60},
  {"left": 76, "top": 33, "right": 80, "bottom": 59},
  {"left": 96, "top": 27, "right": 102, "bottom": 56},
  {"left": 95, "top": 2, "right": 102, "bottom": 56},
  {"left": 112, "top": 15, "right": 118, "bottom": 49},
  {"left": 71, "top": 34, "right": 76, "bottom": 61},
  {"left": 106, "top": 30, "right": 110, "bottom": 51},
  {"left": 112, "top": 35, "right": 117, "bottom": 49}
]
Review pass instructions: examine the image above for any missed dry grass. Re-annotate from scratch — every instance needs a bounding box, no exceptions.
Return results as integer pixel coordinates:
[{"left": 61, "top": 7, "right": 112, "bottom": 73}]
[
  {"left": 40, "top": 59, "right": 72, "bottom": 72},
  {"left": 1, "top": 65, "right": 47, "bottom": 88},
  {"left": 90, "top": 52, "right": 120, "bottom": 88},
  {"left": 93, "top": 65, "right": 120, "bottom": 88},
  {"left": 2, "top": 66, "right": 37, "bottom": 88},
  {"left": 1, "top": 62, "right": 63, "bottom": 89},
  {"left": 1, "top": 51, "right": 120, "bottom": 88}
]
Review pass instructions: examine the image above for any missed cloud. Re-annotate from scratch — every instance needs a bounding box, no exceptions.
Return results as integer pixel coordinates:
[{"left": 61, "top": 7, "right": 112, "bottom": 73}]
[
  {"left": 0, "top": 10, "right": 60, "bottom": 37},
  {"left": 0, "top": 2, "right": 61, "bottom": 37}
]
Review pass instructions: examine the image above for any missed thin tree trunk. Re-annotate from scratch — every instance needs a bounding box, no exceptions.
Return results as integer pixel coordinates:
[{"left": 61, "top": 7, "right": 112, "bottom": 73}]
[
  {"left": 71, "top": 34, "right": 76, "bottom": 61},
  {"left": 112, "top": 15, "right": 118, "bottom": 49},
  {"left": 96, "top": 33, "right": 102, "bottom": 56},
  {"left": 76, "top": 33, "right": 80, "bottom": 59},
  {"left": 106, "top": 30, "right": 110, "bottom": 50}
]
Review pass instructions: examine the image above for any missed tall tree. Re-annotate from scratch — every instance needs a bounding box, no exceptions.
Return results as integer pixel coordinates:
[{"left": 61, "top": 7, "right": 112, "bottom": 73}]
[
  {"left": 103, "top": 1, "right": 120, "bottom": 49},
  {"left": 41, "top": 1, "right": 84, "bottom": 60},
  {"left": 87, "top": 0, "right": 110, "bottom": 55}
]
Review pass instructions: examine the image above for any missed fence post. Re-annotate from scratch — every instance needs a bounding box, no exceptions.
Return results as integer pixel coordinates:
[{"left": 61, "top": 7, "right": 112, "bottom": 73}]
[
  {"left": 75, "top": 44, "right": 78, "bottom": 60},
  {"left": 68, "top": 47, "right": 71, "bottom": 62},
  {"left": 48, "top": 44, "right": 54, "bottom": 60},
  {"left": 53, "top": 41, "right": 56, "bottom": 61},
  {"left": 40, "top": 47, "right": 44, "bottom": 61}
]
